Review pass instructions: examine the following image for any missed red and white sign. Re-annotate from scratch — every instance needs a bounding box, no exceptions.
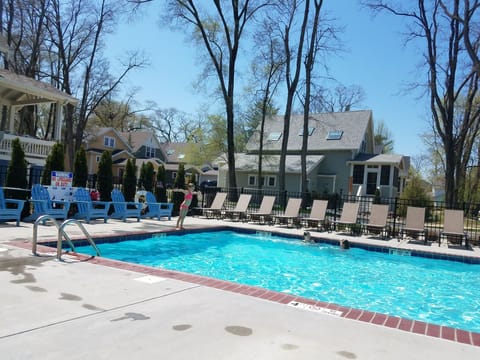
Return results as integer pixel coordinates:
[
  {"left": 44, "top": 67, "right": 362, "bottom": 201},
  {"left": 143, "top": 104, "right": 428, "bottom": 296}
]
[{"left": 51, "top": 171, "right": 73, "bottom": 187}]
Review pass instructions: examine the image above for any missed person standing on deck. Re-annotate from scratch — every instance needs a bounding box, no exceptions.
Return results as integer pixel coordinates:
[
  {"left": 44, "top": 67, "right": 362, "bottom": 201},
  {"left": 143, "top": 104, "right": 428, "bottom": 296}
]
[{"left": 174, "top": 183, "right": 196, "bottom": 230}]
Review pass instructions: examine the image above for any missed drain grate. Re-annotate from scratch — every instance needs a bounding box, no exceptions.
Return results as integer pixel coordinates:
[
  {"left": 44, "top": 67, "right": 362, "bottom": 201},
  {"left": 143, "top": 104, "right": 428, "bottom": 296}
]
[{"left": 288, "top": 301, "right": 343, "bottom": 317}]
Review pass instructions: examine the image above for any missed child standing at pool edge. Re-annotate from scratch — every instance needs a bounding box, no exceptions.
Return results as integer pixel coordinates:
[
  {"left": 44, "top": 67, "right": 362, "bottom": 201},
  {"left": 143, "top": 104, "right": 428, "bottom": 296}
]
[{"left": 175, "top": 183, "right": 196, "bottom": 230}]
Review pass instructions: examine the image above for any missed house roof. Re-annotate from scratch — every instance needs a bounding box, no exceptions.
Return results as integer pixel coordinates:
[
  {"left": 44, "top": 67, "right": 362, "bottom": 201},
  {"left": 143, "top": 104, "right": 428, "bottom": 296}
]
[
  {"left": 350, "top": 153, "right": 410, "bottom": 175},
  {"left": 86, "top": 127, "right": 133, "bottom": 151},
  {"left": 161, "top": 142, "right": 193, "bottom": 163},
  {"left": 120, "top": 130, "right": 164, "bottom": 154},
  {"left": 246, "top": 110, "right": 373, "bottom": 153},
  {"left": 352, "top": 153, "right": 404, "bottom": 165},
  {"left": 226, "top": 154, "right": 324, "bottom": 174},
  {"left": 0, "top": 68, "right": 78, "bottom": 106}
]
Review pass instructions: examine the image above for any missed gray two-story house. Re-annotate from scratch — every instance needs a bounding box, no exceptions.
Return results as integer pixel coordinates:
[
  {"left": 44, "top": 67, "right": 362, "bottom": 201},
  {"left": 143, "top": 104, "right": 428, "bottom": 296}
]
[{"left": 218, "top": 110, "right": 409, "bottom": 198}]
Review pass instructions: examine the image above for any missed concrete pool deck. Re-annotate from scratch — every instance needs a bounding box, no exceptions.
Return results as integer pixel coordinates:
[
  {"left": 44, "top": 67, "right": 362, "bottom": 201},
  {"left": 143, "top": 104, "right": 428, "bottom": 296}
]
[{"left": 1, "top": 216, "right": 480, "bottom": 359}]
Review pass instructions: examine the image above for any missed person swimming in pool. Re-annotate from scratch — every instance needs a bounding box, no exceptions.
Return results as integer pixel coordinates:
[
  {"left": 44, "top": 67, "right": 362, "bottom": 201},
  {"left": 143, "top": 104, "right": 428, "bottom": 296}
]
[{"left": 175, "top": 183, "right": 196, "bottom": 230}]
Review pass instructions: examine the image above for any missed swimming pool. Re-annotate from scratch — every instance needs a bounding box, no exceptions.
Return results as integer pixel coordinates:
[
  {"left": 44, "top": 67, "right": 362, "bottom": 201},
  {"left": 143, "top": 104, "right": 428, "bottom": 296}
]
[{"left": 74, "top": 229, "right": 480, "bottom": 333}]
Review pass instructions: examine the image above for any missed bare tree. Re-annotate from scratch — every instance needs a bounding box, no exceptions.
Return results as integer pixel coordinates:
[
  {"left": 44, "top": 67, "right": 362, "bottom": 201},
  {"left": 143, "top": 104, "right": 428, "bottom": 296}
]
[
  {"left": 366, "top": 0, "right": 480, "bottom": 206},
  {"left": 309, "top": 84, "right": 365, "bottom": 113},
  {"left": 162, "top": 1, "right": 269, "bottom": 190},
  {"left": 271, "top": 0, "right": 310, "bottom": 197},
  {"left": 152, "top": 107, "right": 195, "bottom": 143},
  {"left": 247, "top": 21, "right": 285, "bottom": 189},
  {"left": 299, "top": 0, "right": 324, "bottom": 195},
  {"left": 46, "top": 0, "right": 147, "bottom": 169},
  {"left": 440, "top": 0, "right": 480, "bottom": 76}
]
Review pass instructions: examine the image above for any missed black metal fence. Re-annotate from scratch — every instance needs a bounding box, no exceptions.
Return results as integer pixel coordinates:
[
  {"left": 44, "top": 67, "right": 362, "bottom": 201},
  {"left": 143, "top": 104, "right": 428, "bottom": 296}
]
[{"left": 201, "top": 186, "right": 480, "bottom": 246}]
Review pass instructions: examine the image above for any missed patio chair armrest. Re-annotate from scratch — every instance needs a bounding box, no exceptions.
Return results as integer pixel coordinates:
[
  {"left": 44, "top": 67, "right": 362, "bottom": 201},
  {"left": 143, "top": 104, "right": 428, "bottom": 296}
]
[
  {"left": 158, "top": 203, "right": 173, "bottom": 210},
  {"left": 91, "top": 201, "right": 111, "bottom": 208},
  {"left": 4, "top": 199, "right": 25, "bottom": 208},
  {"left": 30, "top": 199, "right": 48, "bottom": 205},
  {"left": 115, "top": 201, "right": 142, "bottom": 209}
]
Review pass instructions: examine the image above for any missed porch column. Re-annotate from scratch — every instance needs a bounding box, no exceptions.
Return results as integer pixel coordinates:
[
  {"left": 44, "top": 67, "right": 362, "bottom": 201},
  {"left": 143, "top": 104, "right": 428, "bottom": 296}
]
[
  {"left": 8, "top": 105, "right": 15, "bottom": 133},
  {"left": 54, "top": 101, "right": 63, "bottom": 141}
]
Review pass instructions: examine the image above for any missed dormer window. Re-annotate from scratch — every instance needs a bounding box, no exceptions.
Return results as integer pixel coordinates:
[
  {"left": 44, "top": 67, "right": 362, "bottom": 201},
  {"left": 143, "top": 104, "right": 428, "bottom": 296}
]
[
  {"left": 298, "top": 127, "right": 315, "bottom": 136},
  {"left": 145, "top": 146, "right": 155, "bottom": 158},
  {"left": 104, "top": 136, "right": 115, "bottom": 147},
  {"left": 267, "top": 132, "right": 282, "bottom": 141},
  {"left": 326, "top": 130, "right": 343, "bottom": 140}
]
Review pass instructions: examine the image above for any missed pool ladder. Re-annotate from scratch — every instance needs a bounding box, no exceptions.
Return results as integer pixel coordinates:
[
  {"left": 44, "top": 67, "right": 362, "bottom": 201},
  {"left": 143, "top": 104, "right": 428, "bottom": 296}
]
[{"left": 32, "top": 215, "right": 101, "bottom": 261}]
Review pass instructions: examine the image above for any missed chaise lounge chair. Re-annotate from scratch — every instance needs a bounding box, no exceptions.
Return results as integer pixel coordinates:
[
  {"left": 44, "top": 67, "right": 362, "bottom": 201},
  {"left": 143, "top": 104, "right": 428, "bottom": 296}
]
[
  {"left": 335, "top": 202, "right": 360, "bottom": 235},
  {"left": 0, "top": 187, "right": 25, "bottom": 226},
  {"left": 401, "top": 206, "right": 426, "bottom": 243},
  {"left": 30, "top": 184, "right": 70, "bottom": 222},
  {"left": 222, "top": 193, "right": 252, "bottom": 221},
  {"left": 274, "top": 198, "right": 302, "bottom": 228},
  {"left": 142, "top": 191, "right": 173, "bottom": 220},
  {"left": 201, "top": 192, "right": 228, "bottom": 219},
  {"left": 110, "top": 189, "right": 142, "bottom": 222},
  {"left": 366, "top": 204, "right": 390, "bottom": 239},
  {"left": 440, "top": 209, "right": 469, "bottom": 249},
  {"left": 73, "top": 187, "right": 110, "bottom": 224},
  {"left": 302, "top": 199, "right": 328, "bottom": 231},
  {"left": 248, "top": 195, "right": 276, "bottom": 225}
]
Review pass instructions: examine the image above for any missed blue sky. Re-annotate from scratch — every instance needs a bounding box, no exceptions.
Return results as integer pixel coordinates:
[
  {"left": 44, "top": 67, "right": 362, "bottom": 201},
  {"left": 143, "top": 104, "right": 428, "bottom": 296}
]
[{"left": 104, "top": 1, "right": 430, "bottom": 158}]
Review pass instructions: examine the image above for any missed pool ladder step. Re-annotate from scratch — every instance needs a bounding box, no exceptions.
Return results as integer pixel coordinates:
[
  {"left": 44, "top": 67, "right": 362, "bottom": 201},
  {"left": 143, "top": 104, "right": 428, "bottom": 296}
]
[{"left": 32, "top": 215, "right": 101, "bottom": 260}]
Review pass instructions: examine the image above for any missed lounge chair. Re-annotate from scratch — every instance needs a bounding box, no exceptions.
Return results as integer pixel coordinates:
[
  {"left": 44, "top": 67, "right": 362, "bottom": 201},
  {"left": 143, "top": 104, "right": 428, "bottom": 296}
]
[
  {"left": 302, "top": 199, "right": 328, "bottom": 231},
  {"left": 222, "top": 194, "right": 252, "bottom": 221},
  {"left": 142, "top": 191, "right": 173, "bottom": 220},
  {"left": 0, "top": 187, "right": 25, "bottom": 226},
  {"left": 73, "top": 188, "right": 110, "bottom": 224},
  {"left": 200, "top": 192, "right": 227, "bottom": 219},
  {"left": 274, "top": 198, "right": 302, "bottom": 228},
  {"left": 401, "top": 206, "right": 426, "bottom": 243},
  {"left": 248, "top": 195, "right": 276, "bottom": 225},
  {"left": 335, "top": 202, "right": 360, "bottom": 235},
  {"left": 110, "top": 189, "right": 142, "bottom": 222},
  {"left": 30, "top": 184, "right": 70, "bottom": 222},
  {"left": 366, "top": 204, "right": 390, "bottom": 239},
  {"left": 440, "top": 209, "right": 469, "bottom": 248}
]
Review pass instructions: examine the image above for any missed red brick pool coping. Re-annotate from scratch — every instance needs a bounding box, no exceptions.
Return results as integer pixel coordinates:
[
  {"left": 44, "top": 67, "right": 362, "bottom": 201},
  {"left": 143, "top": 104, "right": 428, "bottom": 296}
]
[{"left": 10, "top": 239, "right": 480, "bottom": 347}]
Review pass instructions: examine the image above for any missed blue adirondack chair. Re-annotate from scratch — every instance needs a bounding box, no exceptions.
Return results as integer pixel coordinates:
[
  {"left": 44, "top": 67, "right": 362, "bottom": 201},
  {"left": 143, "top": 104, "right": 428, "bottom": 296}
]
[
  {"left": 142, "top": 191, "right": 173, "bottom": 220},
  {"left": 110, "top": 189, "right": 142, "bottom": 222},
  {"left": 30, "top": 184, "right": 70, "bottom": 221},
  {"left": 0, "top": 187, "right": 25, "bottom": 226},
  {"left": 73, "top": 188, "right": 110, "bottom": 224}
]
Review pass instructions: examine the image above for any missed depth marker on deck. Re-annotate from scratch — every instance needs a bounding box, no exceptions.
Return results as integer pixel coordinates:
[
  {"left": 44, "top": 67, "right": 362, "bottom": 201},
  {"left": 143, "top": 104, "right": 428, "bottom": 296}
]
[{"left": 288, "top": 301, "right": 343, "bottom": 317}]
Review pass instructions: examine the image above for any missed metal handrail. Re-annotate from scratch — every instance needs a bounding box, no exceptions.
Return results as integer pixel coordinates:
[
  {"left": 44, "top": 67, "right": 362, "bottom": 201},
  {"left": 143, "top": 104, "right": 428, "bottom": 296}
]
[
  {"left": 57, "top": 219, "right": 101, "bottom": 261},
  {"left": 32, "top": 215, "right": 76, "bottom": 256}
]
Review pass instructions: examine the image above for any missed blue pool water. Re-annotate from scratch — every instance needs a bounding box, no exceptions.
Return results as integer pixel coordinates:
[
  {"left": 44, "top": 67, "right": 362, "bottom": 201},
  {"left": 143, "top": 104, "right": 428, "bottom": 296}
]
[{"left": 75, "top": 230, "right": 480, "bottom": 333}]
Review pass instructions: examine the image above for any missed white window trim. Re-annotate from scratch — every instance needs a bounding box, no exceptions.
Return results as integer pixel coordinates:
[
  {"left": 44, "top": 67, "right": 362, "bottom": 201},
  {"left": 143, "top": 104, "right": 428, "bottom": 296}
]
[{"left": 104, "top": 136, "right": 115, "bottom": 148}]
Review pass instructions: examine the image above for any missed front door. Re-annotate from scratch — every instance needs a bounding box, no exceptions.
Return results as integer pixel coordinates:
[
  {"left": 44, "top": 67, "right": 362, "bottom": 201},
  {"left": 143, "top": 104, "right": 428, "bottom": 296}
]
[{"left": 366, "top": 172, "right": 377, "bottom": 195}]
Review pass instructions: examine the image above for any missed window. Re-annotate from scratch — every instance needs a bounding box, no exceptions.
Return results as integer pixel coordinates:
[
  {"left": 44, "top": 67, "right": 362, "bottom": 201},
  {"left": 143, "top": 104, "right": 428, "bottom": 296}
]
[
  {"left": 167, "top": 149, "right": 175, "bottom": 155},
  {"left": 380, "top": 165, "right": 390, "bottom": 185},
  {"left": 352, "top": 165, "right": 364, "bottom": 184},
  {"left": 96, "top": 155, "right": 101, "bottom": 163},
  {"left": 298, "top": 127, "right": 315, "bottom": 136},
  {"left": 178, "top": 154, "right": 185, "bottom": 160},
  {"left": 248, "top": 175, "right": 256, "bottom": 186},
  {"left": 172, "top": 172, "right": 177, "bottom": 180},
  {"left": 145, "top": 146, "right": 155, "bottom": 158},
  {"left": 267, "top": 132, "right": 282, "bottom": 141},
  {"left": 104, "top": 136, "right": 115, "bottom": 148},
  {"left": 267, "top": 176, "right": 276, "bottom": 187},
  {"left": 326, "top": 130, "right": 343, "bottom": 140}
]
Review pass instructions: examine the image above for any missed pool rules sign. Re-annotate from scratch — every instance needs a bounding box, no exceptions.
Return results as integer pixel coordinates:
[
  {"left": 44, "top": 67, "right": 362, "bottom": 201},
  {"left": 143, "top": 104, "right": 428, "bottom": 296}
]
[{"left": 51, "top": 171, "right": 73, "bottom": 187}]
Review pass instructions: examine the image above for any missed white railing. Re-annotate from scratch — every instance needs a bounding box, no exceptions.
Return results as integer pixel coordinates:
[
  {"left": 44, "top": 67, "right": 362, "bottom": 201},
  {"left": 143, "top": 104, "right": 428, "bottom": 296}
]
[{"left": 0, "top": 133, "right": 55, "bottom": 159}]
